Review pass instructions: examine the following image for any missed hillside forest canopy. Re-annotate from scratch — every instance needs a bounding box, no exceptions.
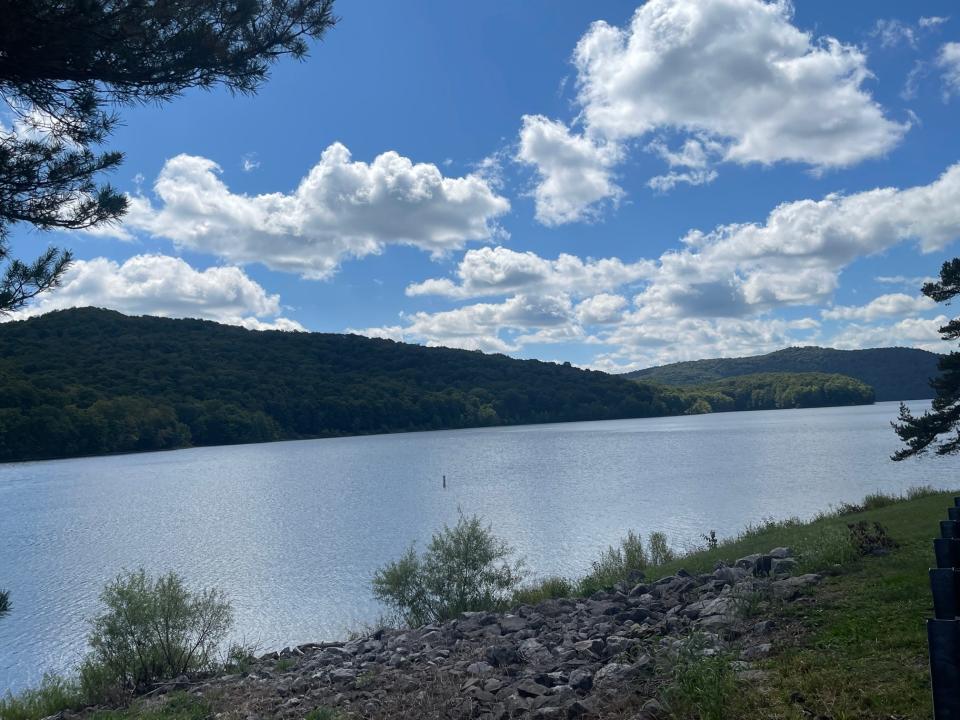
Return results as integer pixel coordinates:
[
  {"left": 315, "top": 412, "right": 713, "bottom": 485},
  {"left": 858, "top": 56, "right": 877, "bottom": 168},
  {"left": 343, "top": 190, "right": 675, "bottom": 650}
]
[{"left": 0, "top": 308, "right": 875, "bottom": 462}]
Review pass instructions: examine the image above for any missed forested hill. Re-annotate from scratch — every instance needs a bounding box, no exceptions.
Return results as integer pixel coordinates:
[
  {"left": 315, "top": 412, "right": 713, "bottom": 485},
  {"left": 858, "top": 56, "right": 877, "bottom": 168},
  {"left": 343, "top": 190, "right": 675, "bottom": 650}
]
[
  {"left": 0, "top": 309, "right": 874, "bottom": 462},
  {"left": 625, "top": 346, "right": 941, "bottom": 401},
  {"left": 0, "top": 307, "right": 690, "bottom": 461}
]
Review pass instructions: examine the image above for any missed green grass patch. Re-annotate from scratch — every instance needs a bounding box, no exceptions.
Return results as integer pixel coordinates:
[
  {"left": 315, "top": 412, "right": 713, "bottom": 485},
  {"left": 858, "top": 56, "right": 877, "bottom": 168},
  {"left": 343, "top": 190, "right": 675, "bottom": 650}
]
[
  {"left": 88, "top": 692, "right": 212, "bottom": 720},
  {"left": 0, "top": 675, "right": 86, "bottom": 720}
]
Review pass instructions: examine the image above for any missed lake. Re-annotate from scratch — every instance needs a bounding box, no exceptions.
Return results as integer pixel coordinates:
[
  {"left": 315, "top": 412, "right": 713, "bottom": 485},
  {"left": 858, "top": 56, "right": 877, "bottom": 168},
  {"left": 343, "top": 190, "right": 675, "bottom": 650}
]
[{"left": 1, "top": 400, "right": 956, "bottom": 692}]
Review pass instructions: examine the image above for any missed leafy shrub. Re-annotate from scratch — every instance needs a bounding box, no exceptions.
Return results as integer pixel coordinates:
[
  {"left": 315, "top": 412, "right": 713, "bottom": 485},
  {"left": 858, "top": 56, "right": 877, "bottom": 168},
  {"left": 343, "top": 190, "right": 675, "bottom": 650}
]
[
  {"left": 649, "top": 531, "right": 676, "bottom": 566},
  {"left": 372, "top": 514, "right": 523, "bottom": 627},
  {"left": 660, "top": 635, "right": 737, "bottom": 720},
  {"left": 579, "top": 530, "right": 648, "bottom": 595},
  {"left": 0, "top": 675, "right": 85, "bottom": 720},
  {"left": 512, "top": 576, "right": 574, "bottom": 606},
  {"left": 81, "top": 569, "right": 233, "bottom": 700},
  {"left": 848, "top": 521, "right": 898, "bottom": 556}
]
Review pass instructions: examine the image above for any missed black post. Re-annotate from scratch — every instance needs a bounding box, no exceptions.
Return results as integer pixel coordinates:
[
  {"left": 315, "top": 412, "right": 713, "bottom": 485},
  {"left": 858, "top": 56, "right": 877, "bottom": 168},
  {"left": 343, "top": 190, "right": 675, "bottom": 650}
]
[{"left": 929, "top": 501, "right": 960, "bottom": 719}]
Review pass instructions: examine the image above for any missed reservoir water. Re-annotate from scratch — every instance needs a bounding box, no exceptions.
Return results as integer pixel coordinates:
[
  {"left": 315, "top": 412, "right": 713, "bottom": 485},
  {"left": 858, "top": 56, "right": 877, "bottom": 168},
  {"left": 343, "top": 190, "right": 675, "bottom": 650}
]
[{"left": 1, "top": 400, "right": 956, "bottom": 692}]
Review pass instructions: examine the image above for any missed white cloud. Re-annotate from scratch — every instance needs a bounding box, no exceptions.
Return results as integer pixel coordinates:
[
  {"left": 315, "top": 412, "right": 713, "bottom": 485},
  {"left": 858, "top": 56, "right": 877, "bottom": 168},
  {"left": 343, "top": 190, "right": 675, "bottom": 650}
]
[
  {"left": 406, "top": 246, "right": 654, "bottom": 299},
  {"left": 241, "top": 153, "right": 261, "bottom": 172},
  {"left": 631, "top": 163, "right": 960, "bottom": 319},
  {"left": 374, "top": 163, "right": 960, "bottom": 368},
  {"left": 516, "top": 115, "right": 623, "bottom": 225},
  {"left": 828, "top": 315, "right": 947, "bottom": 352},
  {"left": 573, "top": 0, "right": 907, "bottom": 168},
  {"left": 919, "top": 16, "right": 950, "bottom": 29},
  {"left": 352, "top": 294, "right": 577, "bottom": 353},
  {"left": 938, "top": 42, "right": 960, "bottom": 99},
  {"left": 875, "top": 274, "right": 937, "bottom": 287},
  {"left": 118, "top": 144, "right": 510, "bottom": 279},
  {"left": 647, "top": 169, "right": 719, "bottom": 192},
  {"left": 871, "top": 19, "right": 916, "bottom": 49},
  {"left": 10, "top": 254, "right": 302, "bottom": 330},
  {"left": 822, "top": 293, "right": 936, "bottom": 321},
  {"left": 519, "top": 0, "right": 909, "bottom": 224},
  {"left": 575, "top": 293, "right": 628, "bottom": 325}
]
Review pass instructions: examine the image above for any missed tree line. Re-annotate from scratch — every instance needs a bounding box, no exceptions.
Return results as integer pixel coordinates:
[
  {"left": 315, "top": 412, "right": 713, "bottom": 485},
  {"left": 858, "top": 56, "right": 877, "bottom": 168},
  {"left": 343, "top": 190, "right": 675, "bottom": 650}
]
[{"left": 0, "top": 308, "right": 873, "bottom": 462}]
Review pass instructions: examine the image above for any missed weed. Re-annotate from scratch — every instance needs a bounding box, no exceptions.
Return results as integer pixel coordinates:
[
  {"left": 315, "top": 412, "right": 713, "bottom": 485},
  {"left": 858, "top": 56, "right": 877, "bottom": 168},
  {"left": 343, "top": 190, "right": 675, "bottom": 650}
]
[
  {"left": 275, "top": 658, "right": 295, "bottom": 672},
  {"left": 0, "top": 675, "right": 85, "bottom": 720},
  {"left": 659, "top": 635, "right": 737, "bottom": 720}
]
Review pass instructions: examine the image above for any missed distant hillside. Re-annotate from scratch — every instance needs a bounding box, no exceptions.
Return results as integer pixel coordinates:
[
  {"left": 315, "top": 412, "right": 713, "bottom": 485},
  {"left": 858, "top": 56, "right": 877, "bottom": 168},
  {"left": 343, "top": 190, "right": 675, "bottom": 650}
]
[
  {"left": 0, "top": 307, "right": 698, "bottom": 462},
  {"left": 0, "top": 309, "right": 878, "bottom": 462},
  {"left": 625, "top": 346, "right": 942, "bottom": 401}
]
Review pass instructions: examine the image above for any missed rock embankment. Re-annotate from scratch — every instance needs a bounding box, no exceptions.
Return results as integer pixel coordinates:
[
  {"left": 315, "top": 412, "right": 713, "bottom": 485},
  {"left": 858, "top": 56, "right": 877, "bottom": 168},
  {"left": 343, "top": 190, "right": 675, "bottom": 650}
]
[{"left": 157, "top": 550, "right": 820, "bottom": 719}]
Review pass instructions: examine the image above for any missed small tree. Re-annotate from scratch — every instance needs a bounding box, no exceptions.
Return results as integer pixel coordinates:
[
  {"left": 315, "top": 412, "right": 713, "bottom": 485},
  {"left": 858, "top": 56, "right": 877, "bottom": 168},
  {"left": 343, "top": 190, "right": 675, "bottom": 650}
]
[
  {"left": 81, "top": 569, "right": 232, "bottom": 698},
  {"left": 372, "top": 514, "right": 523, "bottom": 627},
  {"left": 893, "top": 258, "right": 960, "bottom": 459}
]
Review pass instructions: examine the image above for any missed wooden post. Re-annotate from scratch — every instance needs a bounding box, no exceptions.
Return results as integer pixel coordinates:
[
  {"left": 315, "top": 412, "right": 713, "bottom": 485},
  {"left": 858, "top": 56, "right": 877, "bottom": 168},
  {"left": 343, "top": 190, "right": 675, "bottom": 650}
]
[{"left": 929, "top": 499, "right": 960, "bottom": 719}]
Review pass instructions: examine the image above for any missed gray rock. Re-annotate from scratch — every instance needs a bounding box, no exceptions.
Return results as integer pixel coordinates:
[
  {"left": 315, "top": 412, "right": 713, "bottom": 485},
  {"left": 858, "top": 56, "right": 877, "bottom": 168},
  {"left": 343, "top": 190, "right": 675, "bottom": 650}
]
[
  {"left": 568, "top": 668, "right": 593, "bottom": 691},
  {"left": 466, "top": 661, "right": 494, "bottom": 675},
  {"left": 771, "top": 557, "right": 798, "bottom": 576},
  {"left": 769, "top": 547, "right": 793, "bottom": 559}
]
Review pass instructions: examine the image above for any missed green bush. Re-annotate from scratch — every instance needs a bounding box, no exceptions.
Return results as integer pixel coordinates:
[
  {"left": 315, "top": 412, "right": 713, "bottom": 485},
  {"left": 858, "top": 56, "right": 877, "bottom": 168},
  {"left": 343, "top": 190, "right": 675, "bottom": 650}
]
[
  {"left": 0, "top": 675, "right": 85, "bottom": 720},
  {"left": 649, "top": 531, "right": 676, "bottom": 566},
  {"left": 81, "top": 569, "right": 233, "bottom": 700},
  {"left": 372, "top": 514, "right": 523, "bottom": 627}
]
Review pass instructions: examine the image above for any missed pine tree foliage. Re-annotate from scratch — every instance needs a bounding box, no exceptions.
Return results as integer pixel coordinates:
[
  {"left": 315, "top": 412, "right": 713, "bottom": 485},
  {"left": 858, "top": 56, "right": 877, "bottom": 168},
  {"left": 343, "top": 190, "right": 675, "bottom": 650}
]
[
  {"left": 893, "top": 259, "right": 960, "bottom": 459},
  {"left": 0, "top": 0, "right": 337, "bottom": 311}
]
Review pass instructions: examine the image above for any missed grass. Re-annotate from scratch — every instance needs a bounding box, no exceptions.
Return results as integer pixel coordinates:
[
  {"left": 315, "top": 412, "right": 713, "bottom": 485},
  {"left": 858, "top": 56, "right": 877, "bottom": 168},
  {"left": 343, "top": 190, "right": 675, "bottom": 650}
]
[
  {"left": 88, "top": 693, "right": 212, "bottom": 720},
  {"left": 0, "top": 675, "right": 85, "bottom": 720}
]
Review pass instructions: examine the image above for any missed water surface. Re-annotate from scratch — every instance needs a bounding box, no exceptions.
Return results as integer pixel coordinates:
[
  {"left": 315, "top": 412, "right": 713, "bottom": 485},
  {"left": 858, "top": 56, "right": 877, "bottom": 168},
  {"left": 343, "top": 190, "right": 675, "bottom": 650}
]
[{"left": 1, "top": 400, "right": 955, "bottom": 692}]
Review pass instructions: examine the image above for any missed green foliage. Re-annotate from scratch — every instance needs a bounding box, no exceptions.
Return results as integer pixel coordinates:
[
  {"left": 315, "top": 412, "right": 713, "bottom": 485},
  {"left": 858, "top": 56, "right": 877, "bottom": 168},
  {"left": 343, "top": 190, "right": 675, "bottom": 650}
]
[
  {"left": 0, "top": 587, "right": 9, "bottom": 617},
  {"left": 648, "top": 531, "right": 675, "bottom": 566},
  {"left": 893, "top": 258, "right": 960, "bottom": 458},
  {"left": 81, "top": 569, "right": 233, "bottom": 700},
  {"left": 372, "top": 513, "right": 523, "bottom": 627},
  {"left": 659, "top": 635, "right": 737, "bottom": 720},
  {"left": 0, "top": 674, "right": 85, "bottom": 720},
  {"left": 0, "top": 308, "right": 699, "bottom": 462},
  {"left": 627, "top": 346, "right": 940, "bottom": 402},
  {"left": 661, "top": 371, "right": 875, "bottom": 413}
]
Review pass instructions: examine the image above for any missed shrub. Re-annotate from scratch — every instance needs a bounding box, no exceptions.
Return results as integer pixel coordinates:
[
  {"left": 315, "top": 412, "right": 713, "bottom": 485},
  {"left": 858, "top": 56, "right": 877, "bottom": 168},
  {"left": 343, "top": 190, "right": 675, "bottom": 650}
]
[
  {"left": 372, "top": 514, "right": 523, "bottom": 627},
  {"left": 81, "top": 569, "right": 233, "bottom": 700},
  {"left": 906, "top": 485, "right": 939, "bottom": 500},
  {"left": 579, "top": 531, "right": 647, "bottom": 595},
  {"left": 649, "top": 532, "right": 676, "bottom": 566},
  {"left": 848, "top": 521, "right": 898, "bottom": 556},
  {"left": 0, "top": 675, "right": 85, "bottom": 720},
  {"left": 795, "top": 527, "right": 859, "bottom": 572},
  {"left": 861, "top": 492, "right": 898, "bottom": 511}
]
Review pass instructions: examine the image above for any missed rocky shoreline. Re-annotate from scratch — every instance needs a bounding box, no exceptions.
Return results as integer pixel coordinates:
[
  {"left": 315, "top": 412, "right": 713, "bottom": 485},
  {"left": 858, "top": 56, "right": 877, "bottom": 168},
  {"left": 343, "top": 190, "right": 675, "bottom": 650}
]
[{"left": 95, "top": 546, "right": 818, "bottom": 720}]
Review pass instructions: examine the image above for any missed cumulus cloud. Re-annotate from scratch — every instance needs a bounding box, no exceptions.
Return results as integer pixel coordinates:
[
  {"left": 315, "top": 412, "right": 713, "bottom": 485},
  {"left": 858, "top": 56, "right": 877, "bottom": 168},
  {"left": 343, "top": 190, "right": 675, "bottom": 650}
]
[
  {"left": 516, "top": 115, "right": 623, "bottom": 225},
  {"left": 117, "top": 144, "right": 510, "bottom": 279},
  {"left": 518, "top": 0, "right": 908, "bottom": 224},
  {"left": 822, "top": 293, "right": 936, "bottom": 321},
  {"left": 828, "top": 315, "right": 947, "bottom": 352},
  {"left": 405, "top": 246, "right": 654, "bottom": 299},
  {"left": 631, "top": 163, "right": 960, "bottom": 319},
  {"left": 938, "top": 42, "right": 960, "bottom": 98},
  {"left": 368, "top": 163, "right": 960, "bottom": 369},
  {"left": 352, "top": 294, "right": 577, "bottom": 354},
  {"left": 11, "top": 254, "right": 303, "bottom": 330}
]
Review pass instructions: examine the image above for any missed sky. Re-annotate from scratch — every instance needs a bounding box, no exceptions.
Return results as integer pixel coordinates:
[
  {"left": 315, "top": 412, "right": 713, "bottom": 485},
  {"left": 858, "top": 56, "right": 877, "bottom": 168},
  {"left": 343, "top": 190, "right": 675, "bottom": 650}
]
[{"left": 6, "top": 0, "right": 960, "bottom": 371}]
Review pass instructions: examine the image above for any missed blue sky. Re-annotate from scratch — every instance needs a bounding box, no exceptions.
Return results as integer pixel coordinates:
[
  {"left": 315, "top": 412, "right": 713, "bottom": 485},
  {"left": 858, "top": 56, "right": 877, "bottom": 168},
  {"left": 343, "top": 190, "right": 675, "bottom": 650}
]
[{"left": 7, "top": 0, "right": 960, "bottom": 370}]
